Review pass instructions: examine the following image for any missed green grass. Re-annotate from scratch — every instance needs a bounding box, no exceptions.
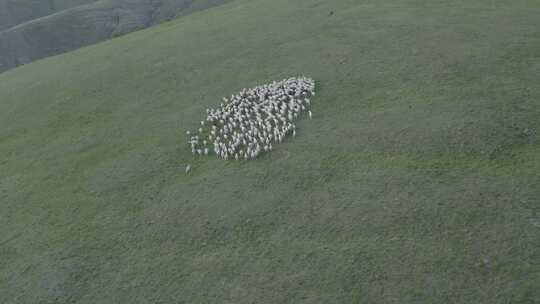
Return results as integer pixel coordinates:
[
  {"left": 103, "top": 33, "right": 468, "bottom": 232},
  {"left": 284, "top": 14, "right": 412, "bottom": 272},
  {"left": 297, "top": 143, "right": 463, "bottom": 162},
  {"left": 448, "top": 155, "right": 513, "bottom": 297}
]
[{"left": 1, "top": 0, "right": 540, "bottom": 302}]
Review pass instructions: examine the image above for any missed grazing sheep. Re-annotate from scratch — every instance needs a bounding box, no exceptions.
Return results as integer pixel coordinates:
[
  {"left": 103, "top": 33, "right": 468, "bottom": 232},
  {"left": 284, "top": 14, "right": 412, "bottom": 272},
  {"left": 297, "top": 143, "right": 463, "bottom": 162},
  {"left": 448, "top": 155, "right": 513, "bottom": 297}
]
[{"left": 185, "top": 76, "right": 315, "bottom": 160}]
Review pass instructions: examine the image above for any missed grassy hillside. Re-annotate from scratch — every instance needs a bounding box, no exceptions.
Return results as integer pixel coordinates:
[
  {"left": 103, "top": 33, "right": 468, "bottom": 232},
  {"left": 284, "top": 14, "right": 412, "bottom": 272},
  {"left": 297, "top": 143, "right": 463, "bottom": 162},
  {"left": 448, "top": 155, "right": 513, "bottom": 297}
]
[
  {"left": 0, "top": 0, "right": 232, "bottom": 73},
  {"left": 1, "top": 0, "right": 539, "bottom": 302},
  {"left": 0, "top": 0, "right": 96, "bottom": 31}
]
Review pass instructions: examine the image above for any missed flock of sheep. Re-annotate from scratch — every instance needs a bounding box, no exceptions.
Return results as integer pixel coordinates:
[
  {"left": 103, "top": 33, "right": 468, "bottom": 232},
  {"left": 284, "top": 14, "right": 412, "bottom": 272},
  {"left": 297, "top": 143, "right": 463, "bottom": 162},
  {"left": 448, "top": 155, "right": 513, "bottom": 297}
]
[{"left": 186, "top": 76, "right": 316, "bottom": 161}]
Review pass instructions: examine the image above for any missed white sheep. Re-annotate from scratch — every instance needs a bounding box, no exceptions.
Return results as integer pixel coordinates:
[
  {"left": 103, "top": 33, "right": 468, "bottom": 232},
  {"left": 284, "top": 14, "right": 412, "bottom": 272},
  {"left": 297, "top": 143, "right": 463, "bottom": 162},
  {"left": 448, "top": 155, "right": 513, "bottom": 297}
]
[{"left": 187, "top": 76, "right": 315, "bottom": 160}]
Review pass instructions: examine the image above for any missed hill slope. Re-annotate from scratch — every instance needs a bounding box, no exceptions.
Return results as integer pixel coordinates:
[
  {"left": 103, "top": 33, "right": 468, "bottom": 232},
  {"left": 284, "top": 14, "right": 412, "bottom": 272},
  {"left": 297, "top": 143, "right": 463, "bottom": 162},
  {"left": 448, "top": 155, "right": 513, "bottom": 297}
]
[
  {"left": 1, "top": 0, "right": 539, "bottom": 302},
  {"left": 0, "top": 0, "right": 232, "bottom": 73},
  {"left": 0, "top": 0, "right": 97, "bottom": 31}
]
